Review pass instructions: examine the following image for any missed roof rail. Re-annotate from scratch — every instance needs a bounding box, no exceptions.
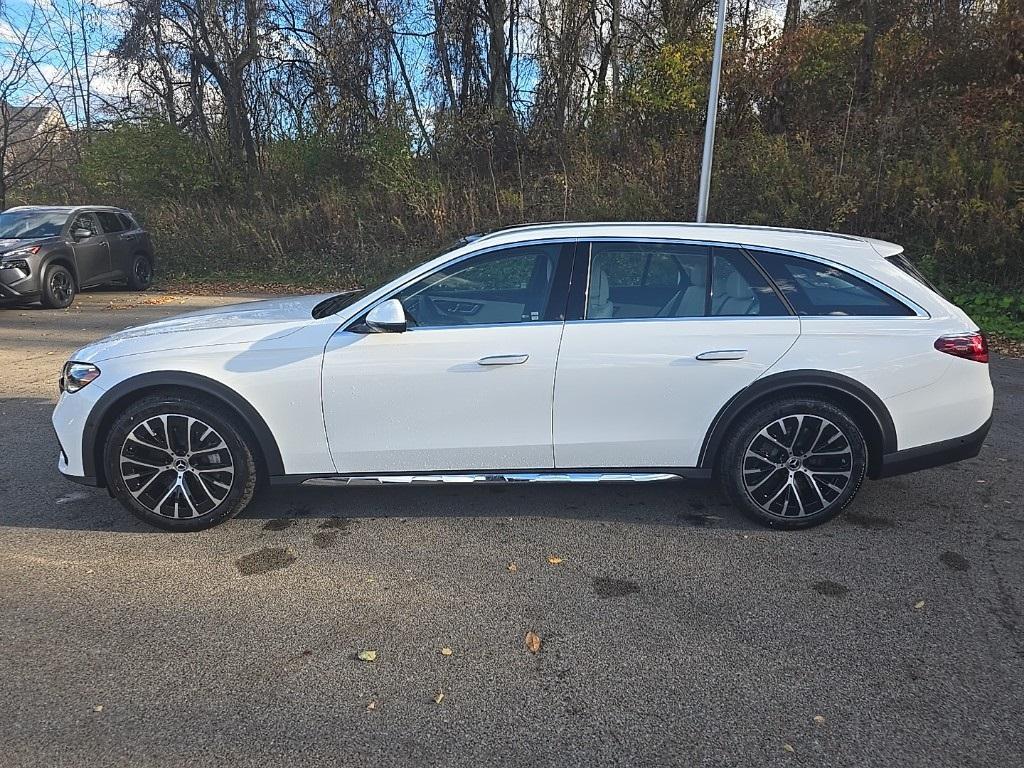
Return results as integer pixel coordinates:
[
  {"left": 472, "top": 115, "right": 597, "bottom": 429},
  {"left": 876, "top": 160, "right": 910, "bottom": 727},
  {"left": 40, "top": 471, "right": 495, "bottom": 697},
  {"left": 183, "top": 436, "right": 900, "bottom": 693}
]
[{"left": 471, "top": 221, "right": 866, "bottom": 244}]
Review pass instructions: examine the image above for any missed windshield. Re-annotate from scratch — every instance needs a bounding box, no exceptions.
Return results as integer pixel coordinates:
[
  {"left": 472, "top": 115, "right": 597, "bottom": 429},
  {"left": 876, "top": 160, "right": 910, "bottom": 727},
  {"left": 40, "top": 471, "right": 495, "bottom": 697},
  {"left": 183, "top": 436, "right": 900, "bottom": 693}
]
[
  {"left": 0, "top": 211, "right": 68, "bottom": 239},
  {"left": 311, "top": 237, "right": 474, "bottom": 319}
]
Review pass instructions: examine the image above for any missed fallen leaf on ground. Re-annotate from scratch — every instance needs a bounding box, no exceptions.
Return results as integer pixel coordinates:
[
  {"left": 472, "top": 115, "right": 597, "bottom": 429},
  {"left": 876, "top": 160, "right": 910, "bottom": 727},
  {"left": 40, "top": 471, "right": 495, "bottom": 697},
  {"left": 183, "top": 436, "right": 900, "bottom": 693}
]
[
  {"left": 813, "top": 714, "right": 826, "bottom": 725},
  {"left": 525, "top": 631, "right": 542, "bottom": 654},
  {"left": 507, "top": 562, "right": 518, "bottom": 573},
  {"left": 782, "top": 743, "right": 795, "bottom": 753},
  {"left": 440, "top": 647, "right": 453, "bottom": 656},
  {"left": 546, "top": 555, "right": 563, "bottom": 565},
  {"left": 357, "top": 650, "right": 377, "bottom": 662},
  {"left": 434, "top": 689, "right": 445, "bottom": 704},
  {"left": 914, "top": 600, "right": 925, "bottom": 610}
]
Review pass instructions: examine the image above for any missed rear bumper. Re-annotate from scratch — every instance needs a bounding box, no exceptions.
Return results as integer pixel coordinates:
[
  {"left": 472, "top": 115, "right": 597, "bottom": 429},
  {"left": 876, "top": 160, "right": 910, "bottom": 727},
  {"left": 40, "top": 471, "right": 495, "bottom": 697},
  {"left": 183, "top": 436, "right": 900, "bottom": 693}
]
[{"left": 876, "top": 416, "right": 992, "bottom": 479}]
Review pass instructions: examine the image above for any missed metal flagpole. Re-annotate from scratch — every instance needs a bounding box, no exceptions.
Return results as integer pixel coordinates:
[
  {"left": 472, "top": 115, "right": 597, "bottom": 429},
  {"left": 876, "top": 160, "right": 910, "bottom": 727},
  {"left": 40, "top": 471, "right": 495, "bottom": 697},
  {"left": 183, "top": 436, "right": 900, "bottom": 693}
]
[{"left": 696, "top": 0, "right": 727, "bottom": 223}]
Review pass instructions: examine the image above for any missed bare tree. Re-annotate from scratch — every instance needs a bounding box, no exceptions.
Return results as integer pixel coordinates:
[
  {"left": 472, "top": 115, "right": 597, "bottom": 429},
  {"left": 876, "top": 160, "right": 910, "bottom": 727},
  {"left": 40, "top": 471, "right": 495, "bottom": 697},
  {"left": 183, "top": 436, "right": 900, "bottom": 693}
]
[{"left": 0, "top": 5, "right": 67, "bottom": 207}]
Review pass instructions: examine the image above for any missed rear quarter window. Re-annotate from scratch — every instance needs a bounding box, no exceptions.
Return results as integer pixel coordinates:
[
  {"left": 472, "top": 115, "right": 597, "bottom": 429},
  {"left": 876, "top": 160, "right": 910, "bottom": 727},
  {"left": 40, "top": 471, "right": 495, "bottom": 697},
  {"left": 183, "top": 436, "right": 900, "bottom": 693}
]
[
  {"left": 117, "top": 212, "right": 139, "bottom": 230},
  {"left": 751, "top": 250, "right": 915, "bottom": 317},
  {"left": 886, "top": 254, "right": 945, "bottom": 297}
]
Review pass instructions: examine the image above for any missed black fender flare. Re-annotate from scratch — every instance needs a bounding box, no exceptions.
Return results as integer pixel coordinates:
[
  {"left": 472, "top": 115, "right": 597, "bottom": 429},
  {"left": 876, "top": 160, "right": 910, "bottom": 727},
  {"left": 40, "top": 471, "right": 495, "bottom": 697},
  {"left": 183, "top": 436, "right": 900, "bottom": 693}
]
[
  {"left": 82, "top": 370, "right": 285, "bottom": 484},
  {"left": 40, "top": 250, "right": 80, "bottom": 286},
  {"left": 697, "top": 369, "right": 897, "bottom": 473}
]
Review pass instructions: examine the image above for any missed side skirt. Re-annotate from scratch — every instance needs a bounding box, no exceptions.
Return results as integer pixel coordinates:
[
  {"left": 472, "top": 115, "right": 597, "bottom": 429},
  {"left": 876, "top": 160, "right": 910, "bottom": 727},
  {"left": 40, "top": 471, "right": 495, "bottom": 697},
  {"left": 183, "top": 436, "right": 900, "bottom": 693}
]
[{"left": 301, "top": 472, "right": 687, "bottom": 487}]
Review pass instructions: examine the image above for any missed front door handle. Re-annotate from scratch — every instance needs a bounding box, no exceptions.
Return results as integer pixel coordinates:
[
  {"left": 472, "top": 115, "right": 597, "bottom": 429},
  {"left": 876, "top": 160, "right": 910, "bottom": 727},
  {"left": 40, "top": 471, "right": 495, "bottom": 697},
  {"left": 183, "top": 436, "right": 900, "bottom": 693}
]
[
  {"left": 696, "top": 350, "right": 747, "bottom": 361},
  {"left": 477, "top": 354, "right": 529, "bottom": 366}
]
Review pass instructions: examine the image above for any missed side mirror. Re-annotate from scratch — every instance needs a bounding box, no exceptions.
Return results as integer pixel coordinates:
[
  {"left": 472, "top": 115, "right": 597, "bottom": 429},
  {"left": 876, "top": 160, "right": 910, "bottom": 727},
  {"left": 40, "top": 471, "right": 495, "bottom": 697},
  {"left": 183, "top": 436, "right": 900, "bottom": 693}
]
[
  {"left": 71, "top": 227, "right": 92, "bottom": 241},
  {"left": 365, "top": 298, "right": 408, "bottom": 333}
]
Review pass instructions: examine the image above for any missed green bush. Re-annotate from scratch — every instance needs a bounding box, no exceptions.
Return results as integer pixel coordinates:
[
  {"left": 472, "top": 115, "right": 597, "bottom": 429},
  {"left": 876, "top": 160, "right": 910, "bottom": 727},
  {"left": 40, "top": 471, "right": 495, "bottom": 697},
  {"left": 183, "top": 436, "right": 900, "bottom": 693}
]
[{"left": 78, "top": 121, "right": 215, "bottom": 202}]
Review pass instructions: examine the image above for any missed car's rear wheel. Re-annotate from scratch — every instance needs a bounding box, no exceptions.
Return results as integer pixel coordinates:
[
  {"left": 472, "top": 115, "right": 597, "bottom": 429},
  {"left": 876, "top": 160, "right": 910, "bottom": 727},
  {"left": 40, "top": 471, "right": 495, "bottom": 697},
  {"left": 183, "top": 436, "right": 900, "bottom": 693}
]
[
  {"left": 40, "top": 264, "right": 76, "bottom": 309},
  {"left": 104, "top": 394, "right": 257, "bottom": 531},
  {"left": 718, "top": 397, "right": 867, "bottom": 529},
  {"left": 126, "top": 253, "right": 153, "bottom": 291}
]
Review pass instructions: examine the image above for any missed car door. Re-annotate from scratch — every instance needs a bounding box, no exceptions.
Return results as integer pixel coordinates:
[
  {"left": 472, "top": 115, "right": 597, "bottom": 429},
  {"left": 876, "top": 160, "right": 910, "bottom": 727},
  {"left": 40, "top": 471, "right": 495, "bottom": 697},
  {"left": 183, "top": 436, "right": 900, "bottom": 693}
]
[
  {"left": 67, "top": 212, "right": 110, "bottom": 284},
  {"left": 552, "top": 241, "right": 801, "bottom": 469},
  {"left": 321, "top": 241, "right": 574, "bottom": 474},
  {"left": 95, "top": 210, "right": 130, "bottom": 276}
]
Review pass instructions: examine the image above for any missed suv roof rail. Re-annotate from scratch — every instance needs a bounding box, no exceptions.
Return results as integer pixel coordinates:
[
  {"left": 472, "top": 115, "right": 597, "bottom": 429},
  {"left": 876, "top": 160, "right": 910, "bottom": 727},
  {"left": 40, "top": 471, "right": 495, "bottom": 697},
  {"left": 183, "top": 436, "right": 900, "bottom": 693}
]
[{"left": 471, "top": 221, "right": 866, "bottom": 244}]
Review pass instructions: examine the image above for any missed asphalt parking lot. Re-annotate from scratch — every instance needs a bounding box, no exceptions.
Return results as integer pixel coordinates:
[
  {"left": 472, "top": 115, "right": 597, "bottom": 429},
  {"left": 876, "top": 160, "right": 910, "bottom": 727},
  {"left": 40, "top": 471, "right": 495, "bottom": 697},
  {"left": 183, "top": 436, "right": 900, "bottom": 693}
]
[{"left": 1, "top": 289, "right": 1021, "bottom": 767}]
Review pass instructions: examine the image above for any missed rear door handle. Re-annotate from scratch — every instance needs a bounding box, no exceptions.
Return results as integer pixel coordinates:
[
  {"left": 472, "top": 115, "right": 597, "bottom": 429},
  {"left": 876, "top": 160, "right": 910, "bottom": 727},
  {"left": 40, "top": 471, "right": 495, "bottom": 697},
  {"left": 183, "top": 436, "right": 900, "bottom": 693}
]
[
  {"left": 477, "top": 354, "right": 529, "bottom": 366},
  {"left": 696, "top": 350, "right": 747, "bottom": 361}
]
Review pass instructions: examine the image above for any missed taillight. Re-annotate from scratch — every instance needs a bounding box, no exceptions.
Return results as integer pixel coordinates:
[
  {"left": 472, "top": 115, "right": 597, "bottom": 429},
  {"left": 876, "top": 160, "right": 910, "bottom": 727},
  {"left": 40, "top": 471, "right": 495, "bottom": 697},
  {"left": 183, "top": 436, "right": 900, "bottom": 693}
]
[{"left": 934, "top": 333, "right": 988, "bottom": 363}]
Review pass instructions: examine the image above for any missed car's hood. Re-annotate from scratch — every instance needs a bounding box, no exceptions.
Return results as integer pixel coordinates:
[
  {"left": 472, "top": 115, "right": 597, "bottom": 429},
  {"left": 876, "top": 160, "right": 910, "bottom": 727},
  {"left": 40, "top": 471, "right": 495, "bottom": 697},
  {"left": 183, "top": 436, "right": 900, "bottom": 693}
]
[{"left": 73, "top": 293, "right": 337, "bottom": 363}]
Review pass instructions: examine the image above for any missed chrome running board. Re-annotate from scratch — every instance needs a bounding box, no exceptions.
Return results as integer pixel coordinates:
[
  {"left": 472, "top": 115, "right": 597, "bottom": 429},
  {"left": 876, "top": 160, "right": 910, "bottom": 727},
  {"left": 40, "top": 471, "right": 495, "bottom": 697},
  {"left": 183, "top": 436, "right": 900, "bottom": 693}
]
[{"left": 302, "top": 472, "right": 684, "bottom": 487}]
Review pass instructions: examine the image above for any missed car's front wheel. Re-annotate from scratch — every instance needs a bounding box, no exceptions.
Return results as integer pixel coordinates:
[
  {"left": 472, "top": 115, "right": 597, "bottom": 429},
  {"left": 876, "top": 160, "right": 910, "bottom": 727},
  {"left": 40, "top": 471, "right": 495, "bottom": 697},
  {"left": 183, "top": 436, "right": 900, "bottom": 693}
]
[
  {"left": 718, "top": 397, "right": 867, "bottom": 529},
  {"left": 104, "top": 393, "right": 257, "bottom": 531},
  {"left": 40, "top": 264, "right": 76, "bottom": 309}
]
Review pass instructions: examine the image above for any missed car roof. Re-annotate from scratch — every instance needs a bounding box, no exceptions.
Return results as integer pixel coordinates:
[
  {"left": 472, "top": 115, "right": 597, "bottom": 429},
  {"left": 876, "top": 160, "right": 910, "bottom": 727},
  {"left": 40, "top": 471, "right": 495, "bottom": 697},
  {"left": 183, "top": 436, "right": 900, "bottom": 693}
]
[
  {"left": 471, "top": 222, "right": 904, "bottom": 263},
  {"left": 3, "top": 205, "right": 133, "bottom": 215}
]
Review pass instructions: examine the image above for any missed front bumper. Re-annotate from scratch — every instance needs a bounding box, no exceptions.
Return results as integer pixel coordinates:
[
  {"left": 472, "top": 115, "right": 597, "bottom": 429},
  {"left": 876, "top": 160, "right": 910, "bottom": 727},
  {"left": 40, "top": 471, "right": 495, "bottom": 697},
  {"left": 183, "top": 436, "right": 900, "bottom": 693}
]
[
  {"left": 876, "top": 416, "right": 992, "bottom": 478},
  {"left": 0, "top": 262, "right": 41, "bottom": 301},
  {"left": 52, "top": 381, "right": 108, "bottom": 483}
]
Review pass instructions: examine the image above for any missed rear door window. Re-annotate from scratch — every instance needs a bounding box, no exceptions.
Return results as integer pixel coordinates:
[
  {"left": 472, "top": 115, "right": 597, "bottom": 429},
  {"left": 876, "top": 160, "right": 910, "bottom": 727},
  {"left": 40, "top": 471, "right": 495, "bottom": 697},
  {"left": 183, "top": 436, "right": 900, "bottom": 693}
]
[
  {"left": 586, "top": 242, "right": 709, "bottom": 319},
  {"left": 95, "top": 211, "right": 125, "bottom": 233},
  {"left": 751, "top": 250, "right": 915, "bottom": 316}
]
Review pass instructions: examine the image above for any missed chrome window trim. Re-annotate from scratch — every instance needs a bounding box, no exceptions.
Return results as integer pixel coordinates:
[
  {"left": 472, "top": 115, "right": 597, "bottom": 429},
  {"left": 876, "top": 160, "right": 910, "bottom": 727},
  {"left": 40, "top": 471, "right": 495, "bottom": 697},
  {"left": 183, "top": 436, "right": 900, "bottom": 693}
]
[
  {"left": 577, "top": 236, "right": 929, "bottom": 320},
  {"left": 405, "top": 320, "right": 566, "bottom": 332},
  {"left": 563, "top": 315, "right": 800, "bottom": 326}
]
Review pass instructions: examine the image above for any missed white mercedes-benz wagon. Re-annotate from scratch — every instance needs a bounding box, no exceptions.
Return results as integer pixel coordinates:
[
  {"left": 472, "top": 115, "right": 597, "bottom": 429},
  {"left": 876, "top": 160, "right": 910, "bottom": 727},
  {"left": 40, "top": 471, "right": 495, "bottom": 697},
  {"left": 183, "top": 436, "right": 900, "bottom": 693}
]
[{"left": 53, "top": 223, "right": 993, "bottom": 530}]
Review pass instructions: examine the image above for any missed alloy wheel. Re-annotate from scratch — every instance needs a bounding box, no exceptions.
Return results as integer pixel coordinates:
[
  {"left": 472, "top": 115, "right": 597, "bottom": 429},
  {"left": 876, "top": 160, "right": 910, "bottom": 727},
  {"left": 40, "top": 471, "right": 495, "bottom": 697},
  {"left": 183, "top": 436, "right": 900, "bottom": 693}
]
[
  {"left": 50, "top": 271, "right": 72, "bottom": 303},
  {"left": 741, "top": 414, "right": 854, "bottom": 518},
  {"left": 119, "top": 414, "right": 235, "bottom": 519}
]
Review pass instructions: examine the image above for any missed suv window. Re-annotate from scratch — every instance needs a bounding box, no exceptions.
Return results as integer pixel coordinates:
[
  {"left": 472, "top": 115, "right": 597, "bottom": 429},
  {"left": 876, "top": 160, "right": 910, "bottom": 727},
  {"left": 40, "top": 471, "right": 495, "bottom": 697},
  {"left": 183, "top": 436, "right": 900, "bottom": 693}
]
[
  {"left": 752, "top": 250, "right": 914, "bottom": 317},
  {"left": 70, "top": 212, "right": 100, "bottom": 238},
  {"left": 397, "top": 243, "right": 561, "bottom": 328},
  {"left": 586, "top": 242, "right": 709, "bottom": 319},
  {"left": 116, "top": 212, "right": 138, "bottom": 231},
  {"left": 886, "top": 254, "right": 945, "bottom": 297},
  {"left": 711, "top": 248, "right": 789, "bottom": 316},
  {"left": 95, "top": 211, "right": 125, "bottom": 233}
]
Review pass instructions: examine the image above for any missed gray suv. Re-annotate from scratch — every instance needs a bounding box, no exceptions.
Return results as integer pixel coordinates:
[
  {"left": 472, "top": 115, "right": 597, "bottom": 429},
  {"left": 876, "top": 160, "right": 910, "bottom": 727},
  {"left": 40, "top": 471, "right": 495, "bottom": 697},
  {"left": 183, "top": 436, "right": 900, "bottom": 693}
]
[{"left": 0, "top": 205, "right": 155, "bottom": 309}]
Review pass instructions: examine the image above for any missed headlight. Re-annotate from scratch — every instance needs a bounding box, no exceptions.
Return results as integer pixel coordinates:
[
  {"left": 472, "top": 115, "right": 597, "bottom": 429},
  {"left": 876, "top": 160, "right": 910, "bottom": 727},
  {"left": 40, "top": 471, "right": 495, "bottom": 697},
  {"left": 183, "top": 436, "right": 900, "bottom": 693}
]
[
  {"left": 1, "top": 245, "right": 40, "bottom": 264},
  {"left": 61, "top": 361, "right": 100, "bottom": 393}
]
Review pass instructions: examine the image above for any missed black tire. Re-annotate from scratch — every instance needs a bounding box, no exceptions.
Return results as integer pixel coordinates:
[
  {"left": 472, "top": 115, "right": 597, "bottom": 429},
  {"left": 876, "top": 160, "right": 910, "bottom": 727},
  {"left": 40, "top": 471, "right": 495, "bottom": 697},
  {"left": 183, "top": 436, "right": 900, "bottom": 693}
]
[
  {"left": 103, "top": 393, "right": 257, "bottom": 531},
  {"left": 718, "top": 397, "right": 867, "bottom": 529},
  {"left": 40, "top": 264, "right": 76, "bottom": 309},
  {"left": 126, "top": 253, "right": 154, "bottom": 291}
]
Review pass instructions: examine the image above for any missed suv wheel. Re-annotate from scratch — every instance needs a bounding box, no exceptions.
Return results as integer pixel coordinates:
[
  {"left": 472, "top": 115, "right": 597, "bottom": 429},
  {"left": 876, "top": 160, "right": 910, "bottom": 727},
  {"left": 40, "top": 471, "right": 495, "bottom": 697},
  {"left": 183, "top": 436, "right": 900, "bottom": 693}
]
[
  {"left": 41, "top": 264, "right": 76, "bottom": 309},
  {"left": 104, "top": 394, "right": 257, "bottom": 531},
  {"left": 126, "top": 253, "right": 153, "bottom": 291},
  {"left": 718, "top": 397, "right": 867, "bottom": 529}
]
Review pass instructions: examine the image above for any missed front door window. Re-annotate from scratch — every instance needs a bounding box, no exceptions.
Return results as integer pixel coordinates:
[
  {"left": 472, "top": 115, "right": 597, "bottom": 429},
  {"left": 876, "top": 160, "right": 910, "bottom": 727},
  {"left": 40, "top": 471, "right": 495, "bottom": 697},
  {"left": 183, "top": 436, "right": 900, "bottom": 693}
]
[{"left": 397, "top": 244, "right": 563, "bottom": 328}]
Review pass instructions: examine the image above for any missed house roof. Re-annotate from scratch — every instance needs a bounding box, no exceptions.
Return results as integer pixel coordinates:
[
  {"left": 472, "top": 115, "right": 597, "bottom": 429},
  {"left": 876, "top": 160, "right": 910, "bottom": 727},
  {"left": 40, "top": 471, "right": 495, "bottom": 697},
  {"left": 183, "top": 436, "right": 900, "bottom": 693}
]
[{"left": 1, "top": 102, "right": 63, "bottom": 145}]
